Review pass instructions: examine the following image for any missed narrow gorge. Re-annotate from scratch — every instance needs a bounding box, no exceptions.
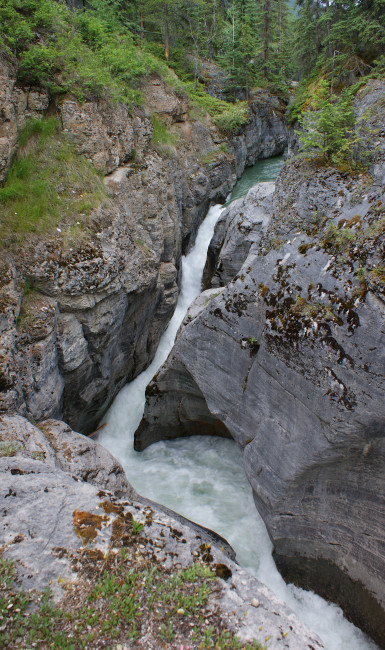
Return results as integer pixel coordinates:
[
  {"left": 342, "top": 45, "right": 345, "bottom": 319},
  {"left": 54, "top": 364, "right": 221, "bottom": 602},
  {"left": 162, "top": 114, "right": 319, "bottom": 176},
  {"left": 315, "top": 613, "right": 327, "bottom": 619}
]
[
  {"left": 134, "top": 80, "right": 385, "bottom": 646},
  {"left": 0, "top": 18, "right": 385, "bottom": 649}
]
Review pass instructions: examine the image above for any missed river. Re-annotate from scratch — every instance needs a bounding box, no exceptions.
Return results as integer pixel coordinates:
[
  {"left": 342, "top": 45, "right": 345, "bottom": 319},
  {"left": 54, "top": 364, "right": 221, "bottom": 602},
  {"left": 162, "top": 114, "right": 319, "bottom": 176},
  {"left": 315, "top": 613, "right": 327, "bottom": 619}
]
[{"left": 98, "top": 155, "right": 377, "bottom": 650}]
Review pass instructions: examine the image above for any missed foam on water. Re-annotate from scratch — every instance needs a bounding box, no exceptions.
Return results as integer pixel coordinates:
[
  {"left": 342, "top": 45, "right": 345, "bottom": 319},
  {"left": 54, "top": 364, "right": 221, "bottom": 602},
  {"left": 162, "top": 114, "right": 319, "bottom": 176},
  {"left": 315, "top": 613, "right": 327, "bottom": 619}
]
[{"left": 99, "top": 160, "right": 378, "bottom": 650}]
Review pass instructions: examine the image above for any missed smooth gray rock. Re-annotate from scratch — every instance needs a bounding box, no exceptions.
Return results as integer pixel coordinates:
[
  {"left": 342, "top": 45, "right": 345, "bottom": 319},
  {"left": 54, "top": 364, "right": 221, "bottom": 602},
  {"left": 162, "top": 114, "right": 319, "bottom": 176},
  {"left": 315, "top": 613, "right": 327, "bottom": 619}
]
[
  {"left": 203, "top": 182, "right": 275, "bottom": 288},
  {"left": 0, "top": 415, "right": 324, "bottom": 649},
  {"left": 0, "top": 414, "right": 135, "bottom": 497}
]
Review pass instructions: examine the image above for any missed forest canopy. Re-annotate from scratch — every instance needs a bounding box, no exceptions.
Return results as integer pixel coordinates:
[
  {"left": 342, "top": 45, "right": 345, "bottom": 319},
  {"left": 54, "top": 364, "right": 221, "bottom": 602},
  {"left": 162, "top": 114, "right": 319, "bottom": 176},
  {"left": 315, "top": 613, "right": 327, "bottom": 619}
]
[{"left": 0, "top": 0, "right": 384, "bottom": 104}]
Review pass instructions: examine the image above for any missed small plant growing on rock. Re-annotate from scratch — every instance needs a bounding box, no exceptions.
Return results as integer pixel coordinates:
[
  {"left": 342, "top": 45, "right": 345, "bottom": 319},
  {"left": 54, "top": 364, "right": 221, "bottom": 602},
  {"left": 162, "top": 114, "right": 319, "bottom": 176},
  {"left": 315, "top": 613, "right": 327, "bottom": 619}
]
[
  {"left": 131, "top": 518, "right": 144, "bottom": 534},
  {"left": 0, "top": 442, "right": 22, "bottom": 457},
  {"left": 0, "top": 538, "right": 267, "bottom": 649},
  {"left": 323, "top": 223, "right": 355, "bottom": 254},
  {"left": 151, "top": 114, "right": 178, "bottom": 156}
]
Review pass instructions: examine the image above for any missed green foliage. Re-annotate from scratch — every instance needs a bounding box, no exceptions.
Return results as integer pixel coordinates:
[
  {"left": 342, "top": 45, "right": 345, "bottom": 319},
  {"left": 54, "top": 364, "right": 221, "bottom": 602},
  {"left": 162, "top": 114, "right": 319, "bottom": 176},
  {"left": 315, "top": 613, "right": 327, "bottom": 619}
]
[
  {"left": 196, "top": 625, "right": 265, "bottom": 649},
  {"left": 213, "top": 102, "right": 249, "bottom": 132},
  {"left": 17, "top": 116, "right": 57, "bottom": 148},
  {"left": 296, "top": 80, "right": 372, "bottom": 168},
  {"left": 131, "top": 518, "right": 144, "bottom": 534},
  {"left": 293, "top": 0, "right": 385, "bottom": 79},
  {"left": 216, "top": 0, "right": 295, "bottom": 94},
  {"left": 151, "top": 114, "right": 178, "bottom": 148},
  {"left": 0, "top": 442, "right": 22, "bottom": 457},
  {"left": 0, "top": 0, "right": 382, "bottom": 115},
  {"left": 369, "top": 266, "right": 385, "bottom": 286},
  {"left": 0, "top": 0, "right": 172, "bottom": 105},
  {"left": 183, "top": 82, "right": 249, "bottom": 132},
  {"left": 0, "top": 117, "right": 107, "bottom": 249},
  {"left": 0, "top": 554, "right": 265, "bottom": 648},
  {"left": 286, "top": 70, "right": 323, "bottom": 124},
  {"left": 323, "top": 223, "right": 356, "bottom": 252},
  {"left": 290, "top": 295, "right": 336, "bottom": 321}
]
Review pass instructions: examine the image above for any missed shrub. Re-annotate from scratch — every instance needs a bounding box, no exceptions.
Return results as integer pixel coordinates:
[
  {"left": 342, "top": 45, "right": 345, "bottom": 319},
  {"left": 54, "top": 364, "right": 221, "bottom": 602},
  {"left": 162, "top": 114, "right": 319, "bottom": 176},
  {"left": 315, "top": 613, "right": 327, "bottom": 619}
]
[{"left": 213, "top": 102, "right": 249, "bottom": 133}]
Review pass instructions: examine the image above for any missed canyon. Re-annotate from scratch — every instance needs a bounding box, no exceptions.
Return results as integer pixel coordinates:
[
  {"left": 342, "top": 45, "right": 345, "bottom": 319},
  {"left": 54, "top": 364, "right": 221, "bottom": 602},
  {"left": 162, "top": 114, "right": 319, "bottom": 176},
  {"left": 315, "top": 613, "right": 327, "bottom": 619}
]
[
  {"left": 135, "top": 79, "right": 385, "bottom": 646},
  {"left": 0, "top": 62, "right": 286, "bottom": 434},
  {"left": 1, "top": 55, "right": 384, "bottom": 648}
]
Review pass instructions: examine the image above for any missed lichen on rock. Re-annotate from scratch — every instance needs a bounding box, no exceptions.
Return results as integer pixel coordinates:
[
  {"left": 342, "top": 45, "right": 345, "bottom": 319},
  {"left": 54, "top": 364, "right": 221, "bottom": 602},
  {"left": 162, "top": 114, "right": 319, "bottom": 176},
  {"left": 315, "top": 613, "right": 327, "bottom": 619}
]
[{"left": 0, "top": 414, "right": 323, "bottom": 650}]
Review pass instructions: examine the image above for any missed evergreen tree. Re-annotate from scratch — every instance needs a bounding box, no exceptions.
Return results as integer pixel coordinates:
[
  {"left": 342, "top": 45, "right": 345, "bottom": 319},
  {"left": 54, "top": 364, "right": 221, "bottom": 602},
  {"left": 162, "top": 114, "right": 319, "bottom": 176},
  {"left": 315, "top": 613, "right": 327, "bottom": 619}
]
[
  {"left": 297, "top": 80, "right": 363, "bottom": 167},
  {"left": 218, "top": 0, "right": 260, "bottom": 97},
  {"left": 257, "top": 0, "right": 293, "bottom": 86}
]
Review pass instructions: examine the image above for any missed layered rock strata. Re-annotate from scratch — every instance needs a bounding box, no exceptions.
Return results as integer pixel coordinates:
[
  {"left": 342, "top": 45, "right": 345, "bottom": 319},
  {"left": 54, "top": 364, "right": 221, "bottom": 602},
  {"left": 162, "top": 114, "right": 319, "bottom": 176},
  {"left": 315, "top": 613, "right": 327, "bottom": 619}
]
[
  {"left": 135, "top": 81, "right": 385, "bottom": 645},
  {"left": 0, "top": 414, "right": 324, "bottom": 650},
  {"left": 0, "top": 62, "right": 287, "bottom": 432}
]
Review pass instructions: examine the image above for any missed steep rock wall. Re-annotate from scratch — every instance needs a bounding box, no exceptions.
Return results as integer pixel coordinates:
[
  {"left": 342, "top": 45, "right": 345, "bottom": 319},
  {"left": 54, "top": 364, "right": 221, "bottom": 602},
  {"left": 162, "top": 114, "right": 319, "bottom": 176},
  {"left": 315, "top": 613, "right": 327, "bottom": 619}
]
[
  {"left": 0, "top": 64, "right": 287, "bottom": 432},
  {"left": 135, "top": 81, "right": 385, "bottom": 646}
]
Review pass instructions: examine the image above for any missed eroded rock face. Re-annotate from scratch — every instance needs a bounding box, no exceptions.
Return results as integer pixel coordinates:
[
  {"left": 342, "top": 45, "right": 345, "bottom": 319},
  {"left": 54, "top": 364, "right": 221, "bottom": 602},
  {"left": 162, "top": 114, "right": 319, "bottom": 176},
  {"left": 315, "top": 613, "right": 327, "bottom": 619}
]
[
  {"left": 135, "top": 82, "right": 385, "bottom": 646},
  {"left": 203, "top": 182, "right": 275, "bottom": 289},
  {"left": 0, "top": 70, "right": 287, "bottom": 432},
  {"left": 0, "top": 413, "right": 135, "bottom": 496},
  {"left": 0, "top": 414, "right": 324, "bottom": 649}
]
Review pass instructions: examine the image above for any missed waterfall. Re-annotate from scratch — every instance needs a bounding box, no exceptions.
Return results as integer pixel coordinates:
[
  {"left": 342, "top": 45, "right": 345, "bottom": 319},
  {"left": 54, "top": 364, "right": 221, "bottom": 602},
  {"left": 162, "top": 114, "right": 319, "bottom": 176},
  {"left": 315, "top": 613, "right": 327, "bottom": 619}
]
[{"left": 98, "top": 157, "right": 377, "bottom": 650}]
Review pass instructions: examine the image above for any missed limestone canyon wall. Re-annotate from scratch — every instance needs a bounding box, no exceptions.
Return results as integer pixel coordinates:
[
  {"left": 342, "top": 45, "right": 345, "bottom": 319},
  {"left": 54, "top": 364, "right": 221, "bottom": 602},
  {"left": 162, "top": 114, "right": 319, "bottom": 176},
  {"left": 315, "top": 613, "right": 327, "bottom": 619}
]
[
  {"left": 0, "top": 62, "right": 287, "bottom": 433},
  {"left": 0, "top": 412, "right": 324, "bottom": 649}
]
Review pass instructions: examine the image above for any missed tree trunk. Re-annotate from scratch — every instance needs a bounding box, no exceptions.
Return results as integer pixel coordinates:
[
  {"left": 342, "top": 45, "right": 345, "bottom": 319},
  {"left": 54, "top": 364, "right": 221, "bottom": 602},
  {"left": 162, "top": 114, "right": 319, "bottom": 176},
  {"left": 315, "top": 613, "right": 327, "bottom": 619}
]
[
  {"left": 164, "top": 3, "right": 169, "bottom": 60},
  {"left": 140, "top": 5, "right": 144, "bottom": 44},
  {"left": 263, "top": 0, "right": 270, "bottom": 79}
]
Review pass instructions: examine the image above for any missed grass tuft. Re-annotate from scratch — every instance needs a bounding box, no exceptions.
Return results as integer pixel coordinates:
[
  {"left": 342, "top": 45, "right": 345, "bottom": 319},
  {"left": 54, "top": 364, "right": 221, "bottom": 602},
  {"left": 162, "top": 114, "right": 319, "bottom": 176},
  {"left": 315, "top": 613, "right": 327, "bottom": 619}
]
[
  {"left": 151, "top": 114, "right": 178, "bottom": 156},
  {"left": 0, "top": 117, "right": 108, "bottom": 249},
  {"left": 0, "top": 552, "right": 265, "bottom": 650}
]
